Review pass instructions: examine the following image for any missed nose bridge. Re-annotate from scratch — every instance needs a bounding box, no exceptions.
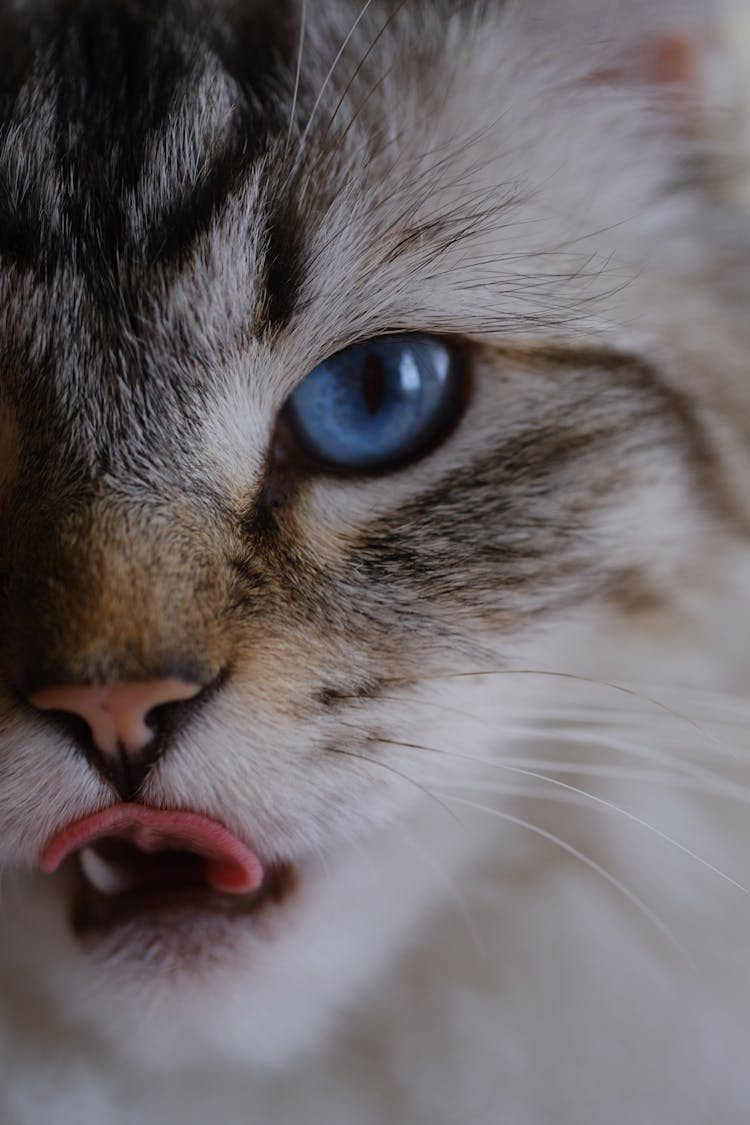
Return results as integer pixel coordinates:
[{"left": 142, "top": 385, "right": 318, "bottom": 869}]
[{"left": 7, "top": 496, "right": 227, "bottom": 692}]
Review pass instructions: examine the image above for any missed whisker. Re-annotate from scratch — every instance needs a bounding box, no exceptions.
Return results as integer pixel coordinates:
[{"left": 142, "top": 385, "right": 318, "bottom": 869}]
[
  {"left": 450, "top": 775, "right": 747, "bottom": 893},
  {"left": 384, "top": 724, "right": 750, "bottom": 803},
  {"left": 285, "top": 0, "right": 308, "bottom": 151},
  {"left": 362, "top": 694, "right": 731, "bottom": 773},
  {"left": 378, "top": 669, "right": 734, "bottom": 757},
  {"left": 477, "top": 760, "right": 750, "bottom": 803},
  {"left": 338, "top": 717, "right": 747, "bottom": 797},
  {"left": 310, "top": 838, "right": 335, "bottom": 890},
  {"left": 327, "top": 746, "right": 462, "bottom": 827},
  {"left": 339, "top": 712, "right": 713, "bottom": 788},
  {"left": 431, "top": 792, "right": 690, "bottom": 962},
  {"left": 374, "top": 732, "right": 674, "bottom": 786},
  {"left": 321, "top": 0, "right": 412, "bottom": 143},
  {"left": 342, "top": 686, "right": 740, "bottom": 745},
  {"left": 295, "top": 0, "right": 378, "bottom": 162},
  {"left": 365, "top": 721, "right": 721, "bottom": 789},
  {"left": 375, "top": 737, "right": 747, "bottom": 892},
  {"left": 387, "top": 821, "right": 487, "bottom": 959},
  {"left": 527, "top": 738, "right": 750, "bottom": 803},
  {"left": 506, "top": 727, "right": 737, "bottom": 774},
  {"left": 304, "top": 56, "right": 401, "bottom": 196},
  {"left": 428, "top": 783, "right": 610, "bottom": 809}
]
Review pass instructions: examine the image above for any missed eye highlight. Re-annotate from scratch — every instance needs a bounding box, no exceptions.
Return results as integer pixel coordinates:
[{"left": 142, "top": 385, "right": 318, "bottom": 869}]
[{"left": 283, "top": 335, "right": 463, "bottom": 472}]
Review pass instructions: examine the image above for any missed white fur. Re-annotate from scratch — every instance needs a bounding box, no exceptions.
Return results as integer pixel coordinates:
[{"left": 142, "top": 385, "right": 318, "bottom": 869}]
[{"left": 2, "top": 4, "right": 750, "bottom": 1124}]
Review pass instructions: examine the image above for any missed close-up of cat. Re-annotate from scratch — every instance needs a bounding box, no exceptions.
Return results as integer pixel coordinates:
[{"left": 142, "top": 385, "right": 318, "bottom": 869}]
[{"left": 1, "top": 0, "right": 749, "bottom": 1122}]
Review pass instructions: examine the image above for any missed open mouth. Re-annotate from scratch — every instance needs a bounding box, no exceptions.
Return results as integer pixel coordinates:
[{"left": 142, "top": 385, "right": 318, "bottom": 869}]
[{"left": 40, "top": 805, "right": 292, "bottom": 936}]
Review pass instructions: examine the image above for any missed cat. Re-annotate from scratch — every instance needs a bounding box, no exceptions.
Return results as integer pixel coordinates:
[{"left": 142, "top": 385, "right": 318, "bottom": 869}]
[{"left": 1, "top": 0, "right": 749, "bottom": 1122}]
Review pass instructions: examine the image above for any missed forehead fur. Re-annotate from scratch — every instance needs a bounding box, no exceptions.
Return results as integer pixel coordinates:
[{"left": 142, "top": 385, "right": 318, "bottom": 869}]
[
  {"left": 0, "top": 0, "right": 740, "bottom": 490},
  {"left": 0, "top": 0, "right": 711, "bottom": 317}
]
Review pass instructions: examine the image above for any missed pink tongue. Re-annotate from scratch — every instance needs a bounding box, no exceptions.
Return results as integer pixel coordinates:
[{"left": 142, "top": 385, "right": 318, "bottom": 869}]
[{"left": 40, "top": 806, "right": 264, "bottom": 894}]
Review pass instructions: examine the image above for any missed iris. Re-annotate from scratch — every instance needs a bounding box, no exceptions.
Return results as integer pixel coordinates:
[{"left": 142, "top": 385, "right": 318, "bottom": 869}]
[{"left": 285, "top": 335, "right": 459, "bottom": 471}]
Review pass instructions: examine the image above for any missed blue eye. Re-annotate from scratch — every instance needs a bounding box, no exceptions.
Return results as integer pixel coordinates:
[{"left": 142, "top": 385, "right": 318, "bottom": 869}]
[{"left": 284, "top": 335, "right": 461, "bottom": 472}]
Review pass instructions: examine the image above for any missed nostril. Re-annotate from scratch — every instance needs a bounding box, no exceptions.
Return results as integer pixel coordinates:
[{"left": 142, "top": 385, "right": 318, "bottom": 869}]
[{"left": 28, "top": 679, "right": 204, "bottom": 759}]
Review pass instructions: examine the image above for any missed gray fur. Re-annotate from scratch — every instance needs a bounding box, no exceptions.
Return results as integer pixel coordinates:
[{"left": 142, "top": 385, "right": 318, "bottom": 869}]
[{"left": 0, "top": 2, "right": 749, "bottom": 1123}]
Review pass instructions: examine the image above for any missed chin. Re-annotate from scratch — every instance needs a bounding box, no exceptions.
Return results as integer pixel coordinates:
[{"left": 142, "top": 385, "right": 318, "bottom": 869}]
[
  {"left": 2, "top": 793, "right": 473, "bottom": 1074},
  {"left": 2, "top": 866, "right": 341, "bottom": 1071}
]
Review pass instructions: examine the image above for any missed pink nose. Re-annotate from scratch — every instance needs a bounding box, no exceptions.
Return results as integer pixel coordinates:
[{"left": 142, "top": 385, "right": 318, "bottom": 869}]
[{"left": 29, "top": 679, "right": 203, "bottom": 758}]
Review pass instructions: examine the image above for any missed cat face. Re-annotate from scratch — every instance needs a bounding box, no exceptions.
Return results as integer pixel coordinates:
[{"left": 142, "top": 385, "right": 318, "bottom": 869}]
[{"left": 0, "top": 0, "right": 742, "bottom": 1067}]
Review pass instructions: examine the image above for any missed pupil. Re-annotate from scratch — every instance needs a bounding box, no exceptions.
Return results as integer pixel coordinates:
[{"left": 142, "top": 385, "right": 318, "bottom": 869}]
[{"left": 361, "top": 353, "right": 386, "bottom": 417}]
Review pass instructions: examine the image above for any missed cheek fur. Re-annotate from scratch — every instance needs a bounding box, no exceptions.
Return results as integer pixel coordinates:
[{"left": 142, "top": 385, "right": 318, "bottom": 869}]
[{"left": 0, "top": 1, "right": 748, "bottom": 1121}]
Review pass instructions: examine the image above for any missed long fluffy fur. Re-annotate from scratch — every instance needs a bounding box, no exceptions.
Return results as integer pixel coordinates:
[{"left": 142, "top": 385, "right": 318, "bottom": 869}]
[{"left": 1, "top": 2, "right": 749, "bottom": 1122}]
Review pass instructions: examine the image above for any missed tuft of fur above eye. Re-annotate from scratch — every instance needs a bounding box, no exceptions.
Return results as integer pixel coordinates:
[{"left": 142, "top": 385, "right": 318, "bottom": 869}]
[{"left": 282, "top": 335, "right": 463, "bottom": 472}]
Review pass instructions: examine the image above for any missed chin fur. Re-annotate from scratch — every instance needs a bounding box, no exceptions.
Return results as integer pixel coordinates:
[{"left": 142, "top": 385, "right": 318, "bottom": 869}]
[{"left": 1, "top": 3, "right": 749, "bottom": 1124}]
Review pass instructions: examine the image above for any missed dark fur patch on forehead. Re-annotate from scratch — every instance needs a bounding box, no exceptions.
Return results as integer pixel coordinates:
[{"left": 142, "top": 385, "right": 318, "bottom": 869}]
[
  {"left": 262, "top": 191, "right": 307, "bottom": 334},
  {"left": 0, "top": 0, "right": 302, "bottom": 274},
  {"left": 0, "top": 192, "right": 40, "bottom": 272},
  {"left": 49, "top": 1, "right": 187, "bottom": 139},
  {"left": 214, "top": 0, "right": 297, "bottom": 104},
  {"left": 144, "top": 129, "right": 250, "bottom": 268},
  {"left": 0, "top": 8, "right": 34, "bottom": 99},
  {"left": 3, "top": 0, "right": 298, "bottom": 132}
]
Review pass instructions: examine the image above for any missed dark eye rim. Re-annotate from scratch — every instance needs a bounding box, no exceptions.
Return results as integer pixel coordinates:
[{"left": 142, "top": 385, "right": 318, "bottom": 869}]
[{"left": 275, "top": 333, "right": 471, "bottom": 480}]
